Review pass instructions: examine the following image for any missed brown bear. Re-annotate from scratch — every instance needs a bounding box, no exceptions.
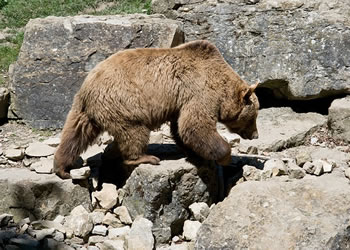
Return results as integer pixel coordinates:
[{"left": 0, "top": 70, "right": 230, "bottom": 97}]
[{"left": 54, "top": 40, "right": 259, "bottom": 179}]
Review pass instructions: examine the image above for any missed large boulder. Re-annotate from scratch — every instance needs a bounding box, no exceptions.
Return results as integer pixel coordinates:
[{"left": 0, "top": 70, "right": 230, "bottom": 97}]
[
  {"left": 153, "top": 0, "right": 350, "bottom": 100},
  {"left": 10, "top": 14, "right": 184, "bottom": 129},
  {"left": 122, "top": 158, "right": 218, "bottom": 244},
  {"left": 196, "top": 172, "right": 350, "bottom": 249},
  {"left": 0, "top": 168, "right": 91, "bottom": 222},
  {"left": 328, "top": 96, "right": 350, "bottom": 143}
]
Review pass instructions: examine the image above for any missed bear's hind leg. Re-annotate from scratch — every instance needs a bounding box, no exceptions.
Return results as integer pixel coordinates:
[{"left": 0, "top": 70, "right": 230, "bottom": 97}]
[{"left": 112, "top": 125, "right": 160, "bottom": 166}]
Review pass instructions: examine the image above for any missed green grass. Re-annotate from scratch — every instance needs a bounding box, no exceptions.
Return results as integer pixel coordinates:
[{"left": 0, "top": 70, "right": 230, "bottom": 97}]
[
  {"left": 0, "top": 32, "right": 23, "bottom": 71},
  {"left": 0, "top": 0, "right": 152, "bottom": 29}
]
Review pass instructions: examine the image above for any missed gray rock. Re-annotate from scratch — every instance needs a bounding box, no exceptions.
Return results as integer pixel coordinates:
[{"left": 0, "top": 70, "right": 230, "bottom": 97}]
[
  {"left": 4, "top": 149, "right": 24, "bottom": 161},
  {"left": 126, "top": 217, "right": 154, "bottom": 250},
  {"left": 114, "top": 206, "right": 132, "bottom": 225},
  {"left": 303, "top": 161, "right": 315, "bottom": 174},
  {"left": 239, "top": 108, "right": 326, "bottom": 152},
  {"left": 264, "top": 159, "right": 287, "bottom": 177},
  {"left": 122, "top": 158, "right": 218, "bottom": 243},
  {"left": 10, "top": 14, "right": 184, "bottom": 129},
  {"left": 0, "top": 87, "right": 9, "bottom": 120},
  {"left": 64, "top": 206, "right": 93, "bottom": 238},
  {"left": 108, "top": 226, "right": 131, "bottom": 239},
  {"left": 196, "top": 174, "right": 350, "bottom": 249},
  {"left": 313, "top": 160, "right": 324, "bottom": 176},
  {"left": 89, "top": 211, "right": 105, "bottom": 225},
  {"left": 189, "top": 202, "right": 210, "bottom": 223},
  {"left": 183, "top": 220, "right": 201, "bottom": 241},
  {"left": 242, "top": 165, "right": 261, "bottom": 181},
  {"left": 92, "top": 225, "right": 108, "bottom": 236},
  {"left": 92, "top": 183, "right": 118, "bottom": 210},
  {"left": 70, "top": 166, "right": 91, "bottom": 180},
  {"left": 54, "top": 231, "right": 65, "bottom": 242},
  {"left": 287, "top": 162, "right": 306, "bottom": 179},
  {"left": 295, "top": 151, "right": 313, "bottom": 167},
  {"left": 155, "top": 0, "right": 350, "bottom": 100},
  {"left": 103, "top": 212, "right": 123, "bottom": 228},
  {"left": 88, "top": 235, "right": 105, "bottom": 244},
  {"left": 0, "top": 168, "right": 91, "bottom": 221},
  {"left": 328, "top": 96, "right": 350, "bottom": 143},
  {"left": 25, "top": 142, "right": 55, "bottom": 157}
]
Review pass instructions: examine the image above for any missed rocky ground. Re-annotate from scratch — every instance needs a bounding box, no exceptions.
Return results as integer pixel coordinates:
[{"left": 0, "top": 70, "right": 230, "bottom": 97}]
[{"left": 0, "top": 102, "right": 349, "bottom": 250}]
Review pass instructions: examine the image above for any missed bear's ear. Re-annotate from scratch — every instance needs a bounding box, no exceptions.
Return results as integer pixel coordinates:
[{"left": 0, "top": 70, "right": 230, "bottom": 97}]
[{"left": 241, "top": 82, "right": 259, "bottom": 101}]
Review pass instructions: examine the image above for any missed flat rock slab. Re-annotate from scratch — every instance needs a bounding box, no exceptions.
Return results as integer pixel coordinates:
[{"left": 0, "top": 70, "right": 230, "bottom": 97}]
[
  {"left": 239, "top": 107, "right": 326, "bottom": 152},
  {"left": 196, "top": 173, "right": 350, "bottom": 249},
  {"left": 0, "top": 168, "right": 91, "bottom": 222},
  {"left": 10, "top": 14, "right": 184, "bottom": 129}
]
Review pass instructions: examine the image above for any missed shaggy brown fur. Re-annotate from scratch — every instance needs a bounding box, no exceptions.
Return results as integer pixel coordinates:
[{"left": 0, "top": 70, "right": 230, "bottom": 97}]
[{"left": 54, "top": 40, "right": 259, "bottom": 179}]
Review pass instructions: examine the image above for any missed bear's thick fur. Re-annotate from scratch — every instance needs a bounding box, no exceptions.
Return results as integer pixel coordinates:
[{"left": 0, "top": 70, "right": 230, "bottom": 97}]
[{"left": 54, "top": 40, "right": 259, "bottom": 179}]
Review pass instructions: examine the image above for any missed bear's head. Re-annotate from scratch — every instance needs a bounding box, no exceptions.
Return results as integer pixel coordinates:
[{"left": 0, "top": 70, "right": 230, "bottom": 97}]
[{"left": 219, "top": 82, "right": 259, "bottom": 140}]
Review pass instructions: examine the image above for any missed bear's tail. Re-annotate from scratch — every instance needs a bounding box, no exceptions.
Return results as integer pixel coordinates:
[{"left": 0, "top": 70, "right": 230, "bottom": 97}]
[{"left": 54, "top": 108, "right": 101, "bottom": 179}]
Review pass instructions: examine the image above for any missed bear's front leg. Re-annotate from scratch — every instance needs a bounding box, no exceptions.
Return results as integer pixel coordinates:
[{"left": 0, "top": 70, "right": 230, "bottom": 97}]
[{"left": 177, "top": 109, "right": 232, "bottom": 165}]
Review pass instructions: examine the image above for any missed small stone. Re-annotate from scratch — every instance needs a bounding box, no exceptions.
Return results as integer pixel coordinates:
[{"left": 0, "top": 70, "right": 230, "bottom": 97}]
[
  {"left": 303, "top": 161, "right": 315, "bottom": 174},
  {"left": 295, "top": 151, "right": 312, "bottom": 167},
  {"left": 313, "top": 161, "right": 324, "bottom": 176},
  {"left": 92, "top": 183, "right": 118, "bottom": 210},
  {"left": 243, "top": 165, "right": 261, "bottom": 181},
  {"left": 172, "top": 236, "right": 181, "bottom": 243},
  {"left": 92, "top": 225, "right": 108, "bottom": 236},
  {"left": 108, "top": 226, "right": 131, "bottom": 239},
  {"left": 344, "top": 168, "right": 350, "bottom": 179},
  {"left": 183, "top": 220, "right": 201, "bottom": 241},
  {"left": 25, "top": 142, "right": 56, "bottom": 157},
  {"left": 54, "top": 231, "right": 65, "bottom": 242},
  {"left": 89, "top": 235, "right": 105, "bottom": 244},
  {"left": 318, "top": 159, "right": 335, "bottom": 173},
  {"left": 114, "top": 206, "right": 132, "bottom": 225},
  {"left": 4, "top": 149, "right": 24, "bottom": 161},
  {"left": 80, "top": 144, "right": 105, "bottom": 161},
  {"left": 70, "top": 166, "right": 91, "bottom": 179},
  {"left": 42, "top": 137, "right": 61, "bottom": 147},
  {"left": 189, "top": 202, "right": 210, "bottom": 222},
  {"left": 19, "top": 224, "right": 29, "bottom": 234},
  {"left": 64, "top": 206, "right": 93, "bottom": 238},
  {"left": 89, "top": 211, "right": 105, "bottom": 225},
  {"left": 98, "top": 132, "right": 114, "bottom": 145},
  {"left": 0, "top": 213, "right": 14, "bottom": 226},
  {"left": 287, "top": 162, "right": 306, "bottom": 179},
  {"left": 149, "top": 131, "right": 164, "bottom": 144},
  {"left": 126, "top": 217, "right": 154, "bottom": 250},
  {"left": 103, "top": 212, "right": 123, "bottom": 227},
  {"left": 264, "top": 159, "right": 287, "bottom": 177},
  {"left": 23, "top": 158, "right": 33, "bottom": 167},
  {"left": 238, "top": 145, "right": 258, "bottom": 154},
  {"left": 310, "top": 137, "right": 318, "bottom": 145}
]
